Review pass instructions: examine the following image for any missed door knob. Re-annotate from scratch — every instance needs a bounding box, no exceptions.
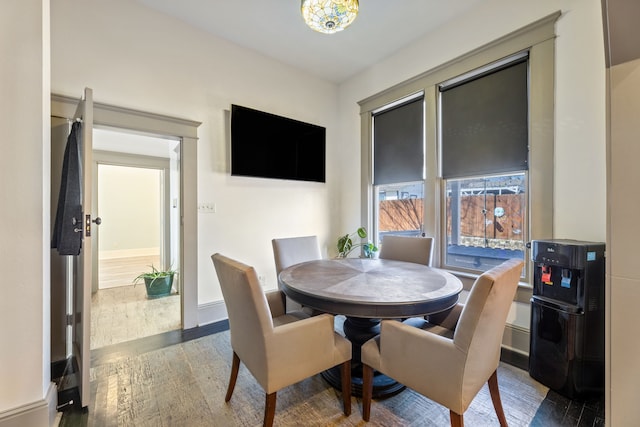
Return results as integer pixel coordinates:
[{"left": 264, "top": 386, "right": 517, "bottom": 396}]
[{"left": 92, "top": 217, "right": 102, "bottom": 225}]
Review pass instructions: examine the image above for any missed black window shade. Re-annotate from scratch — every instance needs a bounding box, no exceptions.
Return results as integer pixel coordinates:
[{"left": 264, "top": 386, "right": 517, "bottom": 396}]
[
  {"left": 440, "top": 59, "right": 528, "bottom": 179},
  {"left": 373, "top": 97, "right": 424, "bottom": 185}
]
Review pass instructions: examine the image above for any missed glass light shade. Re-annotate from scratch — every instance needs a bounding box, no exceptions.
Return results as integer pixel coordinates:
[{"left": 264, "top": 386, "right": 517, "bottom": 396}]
[{"left": 301, "top": 0, "right": 359, "bottom": 34}]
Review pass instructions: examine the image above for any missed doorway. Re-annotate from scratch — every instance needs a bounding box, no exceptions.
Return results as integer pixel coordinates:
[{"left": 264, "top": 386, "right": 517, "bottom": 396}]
[
  {"left": 51, "top": 92, "right": 200, "bottom": 409},
  {"left": 90, "top": 128, "right": 181, "bottom": 349}
]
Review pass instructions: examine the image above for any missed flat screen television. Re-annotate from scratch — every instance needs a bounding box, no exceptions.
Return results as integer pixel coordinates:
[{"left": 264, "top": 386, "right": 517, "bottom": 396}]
[{"left": 230, "top": 104, "right": 326, "bottom": 183}]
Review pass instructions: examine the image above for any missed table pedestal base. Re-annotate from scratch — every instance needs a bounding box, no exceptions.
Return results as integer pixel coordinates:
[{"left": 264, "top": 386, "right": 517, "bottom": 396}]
[
  {"left": 321, "top": 364, "right": 405, "bottom": 398},
  {"left": 322, "top": 316, "right": 405, "bottom": 398}
]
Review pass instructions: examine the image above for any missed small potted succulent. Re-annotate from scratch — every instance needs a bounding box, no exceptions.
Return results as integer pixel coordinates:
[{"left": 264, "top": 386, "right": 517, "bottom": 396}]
[
  {"left": 337, "top": 227, "right": 379, "bottom": 258},
  {"left": 133, "top": 265, "right": 177, "bottom": 299}
]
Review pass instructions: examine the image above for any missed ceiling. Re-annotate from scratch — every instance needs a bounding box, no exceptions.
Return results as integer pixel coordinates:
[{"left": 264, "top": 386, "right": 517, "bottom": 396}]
[{"left": 135, "top": 0, "right": 486, "bottom": 84}]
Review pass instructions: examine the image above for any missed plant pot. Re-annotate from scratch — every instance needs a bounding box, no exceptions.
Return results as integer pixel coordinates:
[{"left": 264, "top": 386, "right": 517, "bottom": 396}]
[{"left": 144, "top": 274, "right": 174, "bottom": 299}]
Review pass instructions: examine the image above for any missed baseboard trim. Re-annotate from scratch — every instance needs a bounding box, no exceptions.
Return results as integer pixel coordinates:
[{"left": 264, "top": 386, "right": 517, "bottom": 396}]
[
  {"left": 500, "top": 346, "right": 529, "bottom": 371},
  {"left": 197, "top": 300, "right": 228, "bottom": 326},
  {"left": 501, "top": 323, "right": 530, "bottom": 371},
  {"left": 99, "top": 247, "right": 159, "bottom": 260},
  {"left": 502, "top": 322, "right": 530, "bottom": 353},
  {"left": 0, "top": 382, "right": 57, "bottom": 427}
]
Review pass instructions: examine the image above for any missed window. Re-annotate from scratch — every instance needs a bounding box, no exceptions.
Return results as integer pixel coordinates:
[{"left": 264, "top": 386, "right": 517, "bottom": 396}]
[
  {"left": 376, "top": 182, "right": 424, "bottom": 242},
  {"left": 445, "top": 173, "right": 526, "bottom": 271},
  {"left": 372, "top": 95, "right": 425, "bottom": 246},
  {"left": 359, "top": 13, "right": 556, "bottom": 290},
  {"left": 440, "top": 55, "right": 528, "bottom": 274}
]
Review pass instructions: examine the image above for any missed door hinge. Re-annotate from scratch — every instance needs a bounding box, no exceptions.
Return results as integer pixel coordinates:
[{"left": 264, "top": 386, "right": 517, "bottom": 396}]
[{"left": 66, "top": 314, "right": 73, "bottom": 326}]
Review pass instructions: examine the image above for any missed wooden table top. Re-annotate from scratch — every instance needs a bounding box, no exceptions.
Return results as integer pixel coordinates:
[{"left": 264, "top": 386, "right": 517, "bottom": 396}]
[{"left": 278, "top": 258, "right": 463, "bottom": 318}]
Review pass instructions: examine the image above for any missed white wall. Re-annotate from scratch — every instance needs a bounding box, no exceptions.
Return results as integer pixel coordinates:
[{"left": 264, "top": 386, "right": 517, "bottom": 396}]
[
  {"left": 0, "top": 0, "right": 56, "bottom": 424},
  {"left": 50, "top": 0, "right": 340, "bottom": 305},
  {"left": 337, "top": 0, "right": 607, "bottom": 329},
  {"left": 98, "top": 165, "right": 161, "bottom": 256},
  {"left": 608, "top": 57, "right": 640, "bottom": 426}
]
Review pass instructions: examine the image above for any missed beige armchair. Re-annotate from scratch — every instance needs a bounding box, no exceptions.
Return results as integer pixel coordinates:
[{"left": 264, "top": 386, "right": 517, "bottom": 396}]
[
  {"left": 379, "top": 235, "right": 435, "bottom": 322},
  {"left": 211, "top": 253, "right": 352, "bottom": 427},
  {"left": 379, "top": 235, "right": 434, "bottom": 266},
  {"left": 361, "top": 258, "right": 524, "bottom": 427},
  {"left": 272, "top": 235, "right": 323, "bottom": 314}
]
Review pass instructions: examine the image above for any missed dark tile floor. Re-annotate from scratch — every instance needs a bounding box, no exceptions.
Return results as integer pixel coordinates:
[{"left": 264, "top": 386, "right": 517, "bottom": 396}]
[
  {"left": 58, "top": 320, "right": 605, "bottom": 426},
  {"left": 530, "top": 389, "right": 605, "bottom": 427},
  {"left": 499, "top": 349, "right": 605, "bottom": 427}
]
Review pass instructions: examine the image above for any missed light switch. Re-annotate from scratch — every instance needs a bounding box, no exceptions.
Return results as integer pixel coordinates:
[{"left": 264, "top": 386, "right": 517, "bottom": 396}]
[{"left": 198, "top": 203, "right": 216, "bottom": 213}]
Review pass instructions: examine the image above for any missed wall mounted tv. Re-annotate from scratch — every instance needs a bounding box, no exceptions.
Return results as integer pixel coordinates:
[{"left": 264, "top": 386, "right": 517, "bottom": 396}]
[{"left": 230, "top": 104, "right": 326, "bottom": 183}]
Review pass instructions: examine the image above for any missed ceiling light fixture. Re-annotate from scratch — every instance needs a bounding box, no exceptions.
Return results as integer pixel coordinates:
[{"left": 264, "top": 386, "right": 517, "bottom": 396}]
[{"left": 301, "top": 0, "right": 359, "bottom": 34}]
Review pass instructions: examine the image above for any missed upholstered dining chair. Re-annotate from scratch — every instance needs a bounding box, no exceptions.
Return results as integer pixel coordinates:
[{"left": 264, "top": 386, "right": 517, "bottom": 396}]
[
  {"left": 360, "top": 258, "right": 524, "bottom": 427},
  {"left": 211, "top": 253, "right": 352, "bottom": 427},
  {"left": 379, "top": 235, "right": 435, "bottom": 322},
  {"left": 272, "top": 235, "right": 322, "bottom": 313},
  {"left": 378, "top": 235, "right": 434, "bottom": 266}
]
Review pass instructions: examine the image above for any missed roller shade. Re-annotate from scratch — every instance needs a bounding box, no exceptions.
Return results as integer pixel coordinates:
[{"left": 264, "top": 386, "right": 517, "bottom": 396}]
[
  {"left": 373, "top": 96, "right": 424, "bottom": 185},
  {"left": 440, "top": 58, "right": 528, "bottom": 179}
]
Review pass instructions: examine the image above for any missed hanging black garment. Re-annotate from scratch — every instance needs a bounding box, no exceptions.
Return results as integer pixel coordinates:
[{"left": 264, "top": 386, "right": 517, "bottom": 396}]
[{"left": 52, "top": 121, "right": 83, "bottom": 256}]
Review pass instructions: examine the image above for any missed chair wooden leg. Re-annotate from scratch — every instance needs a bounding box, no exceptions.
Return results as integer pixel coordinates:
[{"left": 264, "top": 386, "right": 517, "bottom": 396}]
[
  {"left": 264, "top": 392, "right": 277, "bottom": 427},
  {"left": 488, "top": 369, "right": 508, "bottom": 427},
  {"left": 450, "top": 410, "right": 464, "bottom": 427},
  {"left": 362, "top": 364, "right": 374, "bottom": 422},
  {"left": 340, "top": 360, "right": 352, "bottom": 416},
  {"left": 225, "top": 352, "right": 240, "bottom": 402}
]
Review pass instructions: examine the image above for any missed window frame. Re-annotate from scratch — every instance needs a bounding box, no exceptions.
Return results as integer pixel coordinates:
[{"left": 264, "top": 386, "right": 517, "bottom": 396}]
[{"left": 359, "top": 12, "right": 558, "bottom": 299}]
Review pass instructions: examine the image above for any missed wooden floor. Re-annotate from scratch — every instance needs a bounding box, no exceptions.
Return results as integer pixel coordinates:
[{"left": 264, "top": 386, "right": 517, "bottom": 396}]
[
  {"left": 91, "top": 256, "right": 181, "bottom": 349},
  {"left": 61, "top": 320, "right": 605, "bottom": 426},
  {"left": 67, "top": 257, "right": 604, "bottom": 425},
  {"left": 98, "top": 255, "right": 161, "bottom": 289}
]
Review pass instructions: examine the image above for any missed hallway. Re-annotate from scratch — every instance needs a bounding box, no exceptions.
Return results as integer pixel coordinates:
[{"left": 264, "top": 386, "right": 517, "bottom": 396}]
[{"left": 91, "top": 256, "right": 181, "bottom": 349}]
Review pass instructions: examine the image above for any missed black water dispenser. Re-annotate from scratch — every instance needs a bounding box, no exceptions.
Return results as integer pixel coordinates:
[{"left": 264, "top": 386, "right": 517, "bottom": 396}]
[{"left": 529, "top": 239, "right": 605, "bottom": 398}]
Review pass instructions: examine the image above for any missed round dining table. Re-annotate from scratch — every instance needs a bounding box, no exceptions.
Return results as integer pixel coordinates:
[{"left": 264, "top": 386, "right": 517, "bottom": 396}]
[{"left": 278, "top": 257, "right": 463, "bottom": 397}]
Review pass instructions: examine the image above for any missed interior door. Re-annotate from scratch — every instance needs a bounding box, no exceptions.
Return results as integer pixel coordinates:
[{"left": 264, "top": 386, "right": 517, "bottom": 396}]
[{"left": 74, "top": 87, "right": 94, "bottom": 408}]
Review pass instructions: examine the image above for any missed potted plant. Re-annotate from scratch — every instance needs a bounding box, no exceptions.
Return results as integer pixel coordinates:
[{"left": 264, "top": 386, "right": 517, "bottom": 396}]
[
  {"left": 337, "top": 227, "right": 379, "bottom": 258},
  {"left": 133, "top": 265, "right": 177, "bottom": 299}
]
